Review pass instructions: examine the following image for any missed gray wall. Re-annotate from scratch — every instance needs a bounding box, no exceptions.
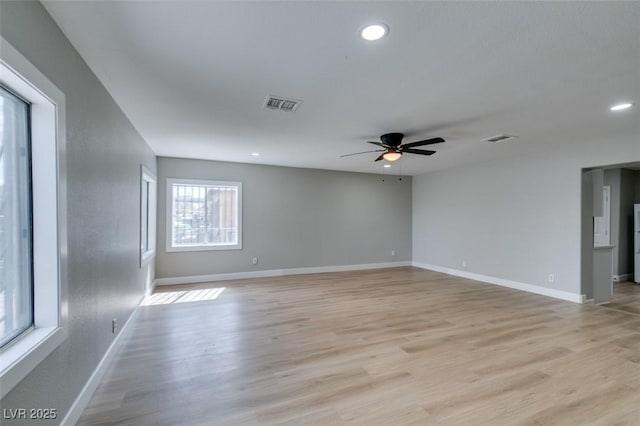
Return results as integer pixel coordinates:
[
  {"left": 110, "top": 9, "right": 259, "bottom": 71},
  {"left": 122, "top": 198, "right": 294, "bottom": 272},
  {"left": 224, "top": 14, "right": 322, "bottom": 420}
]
[
  {"left": 413, "top": 136, "right": 640, "bottom": 297},
  {"left": 0, "top": 2, "right": 156, "bottom": 424},
  {"left": 156, "top": 157, "right": 412, "bottom": 278}
]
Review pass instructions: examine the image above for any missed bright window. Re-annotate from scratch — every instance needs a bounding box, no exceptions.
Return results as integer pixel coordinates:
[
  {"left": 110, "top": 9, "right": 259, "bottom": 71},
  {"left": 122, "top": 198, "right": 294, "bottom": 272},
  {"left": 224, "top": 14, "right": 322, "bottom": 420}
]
[
  {"left": 0, "top": 86, "right": 34, "bottom": 348},
  {"left": 140, "top": 166, "right": 156, "bottom": 266},
  {"left": 166, "top": 179, "right": 242, "bottom": 252},
  {"left": 0, "top": 38, "right": 67, "bottom": 398}
]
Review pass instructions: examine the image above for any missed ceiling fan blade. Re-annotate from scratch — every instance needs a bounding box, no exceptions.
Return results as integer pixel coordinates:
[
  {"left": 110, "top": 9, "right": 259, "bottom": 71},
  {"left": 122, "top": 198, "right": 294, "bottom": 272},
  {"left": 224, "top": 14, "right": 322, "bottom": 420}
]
[
  {"left": 340, "top": 150, "right": 384, "bottom": 158},
  {"left": 400, "top": 137, "right": 445, "bottom": 149},
  {"left": 402, "top": 148, "right": 436, "bottom": 156},
  {"left": 374, "top": 153, "right": 386, "bottom": 162},
  {"left": 368, "top": 141, "right": 390, "bottom": 149}
]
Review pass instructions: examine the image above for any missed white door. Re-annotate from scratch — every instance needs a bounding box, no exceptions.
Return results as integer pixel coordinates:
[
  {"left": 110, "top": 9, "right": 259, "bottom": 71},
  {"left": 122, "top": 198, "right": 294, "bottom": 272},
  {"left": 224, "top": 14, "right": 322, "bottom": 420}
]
[{"left": 594, "top": 186, "right": 610, "bottom": 247}]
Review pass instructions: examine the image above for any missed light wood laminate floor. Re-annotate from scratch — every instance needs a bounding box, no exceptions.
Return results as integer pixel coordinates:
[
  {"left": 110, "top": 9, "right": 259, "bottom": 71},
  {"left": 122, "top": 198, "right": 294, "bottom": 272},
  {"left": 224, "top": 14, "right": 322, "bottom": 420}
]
[
  {"left": 604, "top": 280, "right": 640, "bottom": 316},
  {"left": 78, "top": 267, "right": 640, "bottom": 425}
]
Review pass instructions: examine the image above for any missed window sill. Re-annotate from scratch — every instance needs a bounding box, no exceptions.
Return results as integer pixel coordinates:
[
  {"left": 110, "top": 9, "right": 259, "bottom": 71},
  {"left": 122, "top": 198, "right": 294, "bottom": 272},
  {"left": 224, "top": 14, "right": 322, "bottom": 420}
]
[
  {"left": 166, "top": 243, "right": 243, "bottom": 253},
  {"left": 0, "top": 326, "right": 67, "bottom": 398}
]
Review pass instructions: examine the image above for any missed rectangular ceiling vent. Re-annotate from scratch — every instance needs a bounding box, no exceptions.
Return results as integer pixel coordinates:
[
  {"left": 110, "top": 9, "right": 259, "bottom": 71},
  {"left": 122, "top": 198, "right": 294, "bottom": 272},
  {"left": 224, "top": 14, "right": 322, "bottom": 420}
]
[
  {"left": 264, "top": 95, "right": 302, "bottom": 112},
  {"left": 482, "top": 134, "right": 517, "bottom": 143}
]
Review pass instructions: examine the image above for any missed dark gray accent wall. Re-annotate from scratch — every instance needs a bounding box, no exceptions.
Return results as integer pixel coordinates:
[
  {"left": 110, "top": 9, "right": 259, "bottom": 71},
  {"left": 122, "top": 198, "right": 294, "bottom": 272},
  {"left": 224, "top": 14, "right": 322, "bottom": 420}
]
[
  {"left": 604, "top": 169, "right": 620, "bottom": 274},
  {"left": 156, "top": 157, "right": 412, "bottom": 278},
  {"left": 601, "top": 168, "right": 636, "bottom": 277},
  {"left": 619, "top": 168, "right": 636, "bottom": 276},
  {"left": 0, "top": 2, "right": 156, "bottom": 423},
  {"left": 581, "top": 171, "right": 595, "bottom": 299}
]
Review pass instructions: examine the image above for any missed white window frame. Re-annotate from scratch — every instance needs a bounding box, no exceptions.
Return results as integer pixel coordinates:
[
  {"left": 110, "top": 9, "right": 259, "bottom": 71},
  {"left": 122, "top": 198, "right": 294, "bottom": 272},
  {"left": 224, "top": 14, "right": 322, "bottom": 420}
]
[
  {"left": 0, "top": 38, "right": 68, "bottom": 398},
  {"left": 166, "top": 178, "right": 242, "bottom": 252},
  {"left": 140, "top": 166, "right": 156, "bottom": 266}
]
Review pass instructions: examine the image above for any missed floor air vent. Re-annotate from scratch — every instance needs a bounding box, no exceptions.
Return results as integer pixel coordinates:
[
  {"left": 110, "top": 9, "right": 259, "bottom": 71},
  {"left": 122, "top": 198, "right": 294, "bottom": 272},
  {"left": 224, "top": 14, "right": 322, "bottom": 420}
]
[{"left": 264, "top": 95, "right": 302, "bottom": 112}]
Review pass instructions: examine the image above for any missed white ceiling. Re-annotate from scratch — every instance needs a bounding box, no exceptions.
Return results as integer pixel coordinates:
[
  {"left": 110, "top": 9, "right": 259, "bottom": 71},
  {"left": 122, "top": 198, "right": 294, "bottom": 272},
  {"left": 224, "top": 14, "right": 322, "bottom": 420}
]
[{"left": 43, "top": 1, "right": 639, "bottom": 176}]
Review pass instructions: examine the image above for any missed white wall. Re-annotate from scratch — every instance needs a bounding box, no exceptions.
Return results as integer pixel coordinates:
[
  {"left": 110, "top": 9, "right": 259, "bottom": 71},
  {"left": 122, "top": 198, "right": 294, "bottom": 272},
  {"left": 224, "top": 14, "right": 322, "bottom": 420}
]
[
  {"left": 156, "top": 157, "right": 412, "bottom": 279},
  {"left": 413, "top": 135, "right": 640, "bottom": 298}
]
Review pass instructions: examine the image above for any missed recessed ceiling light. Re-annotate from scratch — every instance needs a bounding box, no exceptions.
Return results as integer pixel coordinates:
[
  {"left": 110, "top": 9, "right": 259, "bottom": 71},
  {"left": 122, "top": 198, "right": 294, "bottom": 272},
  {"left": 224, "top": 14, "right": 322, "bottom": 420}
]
[
  {"left": 610, "top": 102, "right": 633, "bottom": 111},
  {"left": 361, "top": 24, "right": 388, "bottom": 41},
  {"left": 251, "top": 152, "right": 260, "bottom": 156},
  {"left": 383, "top": 164, "right": 391, "bottom": 168}
]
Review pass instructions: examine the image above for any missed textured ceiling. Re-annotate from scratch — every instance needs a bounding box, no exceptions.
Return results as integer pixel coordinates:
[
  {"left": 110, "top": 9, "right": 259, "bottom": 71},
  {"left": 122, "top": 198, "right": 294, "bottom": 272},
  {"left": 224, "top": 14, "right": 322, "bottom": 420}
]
[{"left": 43, "top": 1, "right": 639, "bottom": 175}]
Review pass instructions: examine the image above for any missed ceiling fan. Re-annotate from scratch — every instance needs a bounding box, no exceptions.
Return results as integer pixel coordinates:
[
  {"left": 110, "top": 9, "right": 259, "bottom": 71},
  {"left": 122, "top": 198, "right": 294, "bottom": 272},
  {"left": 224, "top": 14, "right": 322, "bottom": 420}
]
[{"left": 341, "top": 132, "right": 445, "bottom": 162}]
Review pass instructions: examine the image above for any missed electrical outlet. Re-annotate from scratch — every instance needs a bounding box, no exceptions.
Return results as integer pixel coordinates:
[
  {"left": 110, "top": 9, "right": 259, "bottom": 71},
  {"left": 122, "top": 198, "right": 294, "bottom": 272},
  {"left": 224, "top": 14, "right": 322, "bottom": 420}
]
[
  {"left": 391, "top": 250, "right": 395, "bottom": 256},
  {"left": 462, "top": 260, "right": 467, "bottom": 268},
  {"left": 112, "top": 318, "right": 117, "bottom": 334},
  {"left": 548, "top": 274, "right": 555, "bottom": 284},
  {"left": 252, "top": 257, "right": 258, "bottom": 265}
]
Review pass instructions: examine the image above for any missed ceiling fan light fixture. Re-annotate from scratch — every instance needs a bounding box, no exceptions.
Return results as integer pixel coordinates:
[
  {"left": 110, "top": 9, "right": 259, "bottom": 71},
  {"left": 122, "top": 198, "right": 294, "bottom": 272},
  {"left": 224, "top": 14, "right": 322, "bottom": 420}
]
[
  {"left": 383, "top": 151, "right": 402, "bottom": 162},
  {"left": 361, "top": 24, "right": 388, "bottom": 41},
  {"left": 341, "top": 133, "right": 444, "bottom": 162}
]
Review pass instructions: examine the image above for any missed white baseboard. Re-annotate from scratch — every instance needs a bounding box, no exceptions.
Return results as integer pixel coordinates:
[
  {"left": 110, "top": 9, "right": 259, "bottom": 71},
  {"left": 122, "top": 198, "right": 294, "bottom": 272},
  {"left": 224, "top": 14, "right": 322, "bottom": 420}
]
[
  {"left": 61, "top": 296, "right": 143, "bottom": 426},
  {"left": 154, "top": 261, "right": 412, "bottom": 286},
  {"left": 412, "top": 261, "right": 584, "bottom": 304},
  {"left": 613, "top": 273, "right": 633, "bottom": 282}
]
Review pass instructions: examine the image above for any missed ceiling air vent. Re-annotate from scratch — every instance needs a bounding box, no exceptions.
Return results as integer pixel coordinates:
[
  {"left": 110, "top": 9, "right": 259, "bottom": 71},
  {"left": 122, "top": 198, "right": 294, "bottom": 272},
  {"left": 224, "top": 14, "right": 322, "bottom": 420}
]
[
  {"left": 482, "top": 134, "right": 517, "bottom": 143},
  {"left": 264, "top": 95, "right": 302, "bottom": 112}
]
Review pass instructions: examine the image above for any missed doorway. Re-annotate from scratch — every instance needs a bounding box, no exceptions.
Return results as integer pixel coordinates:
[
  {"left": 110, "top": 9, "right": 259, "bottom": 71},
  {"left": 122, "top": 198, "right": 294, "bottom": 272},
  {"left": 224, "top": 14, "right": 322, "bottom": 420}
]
[{"left": 581, "top": 162, "right": 640, "bottom": 312}]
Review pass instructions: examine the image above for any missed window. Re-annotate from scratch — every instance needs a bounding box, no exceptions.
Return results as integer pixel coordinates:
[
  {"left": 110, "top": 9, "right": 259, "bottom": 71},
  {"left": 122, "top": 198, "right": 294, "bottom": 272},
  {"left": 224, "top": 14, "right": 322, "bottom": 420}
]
[
  {"left": 1, "top": 86, "right": 33, "bottom": 348},
  {"left": 140, "top": 166, "right": 156, "bottom": 266},
  {"left": 167, "top": 179, "right": 242, "bottom": 251},
  {"left": 0, "top": 38, "right": 67, "bottom": 398}
]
